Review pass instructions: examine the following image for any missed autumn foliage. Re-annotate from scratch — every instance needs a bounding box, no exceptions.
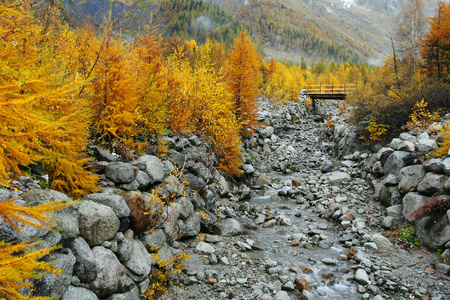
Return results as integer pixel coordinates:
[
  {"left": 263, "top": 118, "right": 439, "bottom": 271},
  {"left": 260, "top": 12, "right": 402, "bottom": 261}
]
[{"left": 225, "top": 31, "right": 263, "bottom": 135}]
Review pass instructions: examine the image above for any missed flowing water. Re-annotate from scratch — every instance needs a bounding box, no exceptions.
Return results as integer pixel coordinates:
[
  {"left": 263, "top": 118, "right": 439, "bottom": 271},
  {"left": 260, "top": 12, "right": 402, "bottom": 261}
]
[{"left": 248, "top": 173, "right": 360, "bottom": 299}]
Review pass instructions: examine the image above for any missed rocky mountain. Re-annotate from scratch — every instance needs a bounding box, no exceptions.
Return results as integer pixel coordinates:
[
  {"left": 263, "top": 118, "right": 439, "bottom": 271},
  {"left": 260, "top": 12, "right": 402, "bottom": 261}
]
[{"left": 58, "top": 0, "right": 440, "bottom": 64}]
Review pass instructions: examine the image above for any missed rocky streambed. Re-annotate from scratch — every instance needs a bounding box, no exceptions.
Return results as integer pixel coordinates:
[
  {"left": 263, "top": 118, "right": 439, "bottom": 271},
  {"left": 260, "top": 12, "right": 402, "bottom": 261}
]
[
  {"left": 165, "top": 99, "right": 450, "bottom": 300},
  {"left": 2, "top": 98, "right": 449, "bottom": 300}
]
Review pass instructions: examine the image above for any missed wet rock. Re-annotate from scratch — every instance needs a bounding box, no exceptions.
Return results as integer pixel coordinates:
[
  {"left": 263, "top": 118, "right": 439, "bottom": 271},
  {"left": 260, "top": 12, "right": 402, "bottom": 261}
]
[{"left": 78, "top": 201, "right": 120, "bottom": 246}]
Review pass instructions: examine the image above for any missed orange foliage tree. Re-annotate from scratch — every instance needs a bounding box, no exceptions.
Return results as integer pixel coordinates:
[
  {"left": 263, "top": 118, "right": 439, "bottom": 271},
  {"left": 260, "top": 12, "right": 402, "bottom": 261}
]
[
  {"left": 89, "top": 20, "right": 139, "bottom": 148},
  {"left": 0, "top": 0, "right": 98, "bottom": 197},
  {"left": 225, "top": 30, "right": 263, "bottom": 135},
  {"left": 420, "top": 1, "right": 450, "bottom": 82}
]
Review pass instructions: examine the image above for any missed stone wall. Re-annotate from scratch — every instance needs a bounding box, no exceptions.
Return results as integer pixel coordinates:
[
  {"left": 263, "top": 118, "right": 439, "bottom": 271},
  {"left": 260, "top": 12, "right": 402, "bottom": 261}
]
[
  {"left": 0, "top": 133, "right": 236, "bottom": 300},
  {"left": 328, "top": 117, "right": 450, "bottom": 250}
]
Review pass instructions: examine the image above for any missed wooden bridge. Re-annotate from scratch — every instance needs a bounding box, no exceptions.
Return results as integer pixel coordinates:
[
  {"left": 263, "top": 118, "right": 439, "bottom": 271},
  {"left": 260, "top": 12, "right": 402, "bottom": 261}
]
[
  {"left": 305, "top": 83, "right": 358, "bottom": 100},
  {"left": 304, "top": 83, "right": 358, "bottom": 114}
]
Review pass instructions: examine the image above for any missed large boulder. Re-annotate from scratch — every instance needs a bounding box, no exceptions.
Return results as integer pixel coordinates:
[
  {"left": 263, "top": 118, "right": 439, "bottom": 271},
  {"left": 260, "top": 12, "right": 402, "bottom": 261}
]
[
  {"left": 417, "top": 173, "right": 447, "bottom": 195},
  {"left": 34, "top": 249, "right": 76, "bottom": 298},
  {"left": 423, "top": 158, "right": 443, "bottom": 173},
  {"left": 62, "top": 286, "right": 99, "bottom": 300},
  {"left": 90, "top": 247, "right": 128, "bottom": 298},
  {"left": 122, "top": 191, "right": 156, "bottom": 234},
  {"left": 397, "top": 165, "right": 426, "bottom": 193},
  {"left": 213, "top": 218, "right": 248, "bottom": 236},
  {"left": 70, "top": 237, "right": 98, "bottom": 283},
  {"left": 140, "top": 229, "right": 166, "bottom": 252},
  {"left": 124, "top": 239, "right": 154, "bottom": 282},
  {"left": 416, "top": 132, "right": 438, "bottom": 152},
  {"left": 383, "top": 151, "right": 408, "bottom": 176},
  {"left": 105, "top": 162, "right": 136, "bottom": 184},
  {"left": 135, "top": 155, "right": 164, "bottom": 183},
  {"left": 416, "top": 213, "right": 450, "bottom": 250},
  {"left": 402, "top": 192, "right": 430, "bottom": 222},
  {"left": 183, "top": 212, "right": 201, "bottom": 237},
  {"left": 20, "top": 189, "right": 79, "bottom": 243},
  {"left": 326, "top": 171, "right": 350, "bottom": 186},
  {"left": 78, "top": 201, "right": 120, "bottom": 246},
  {"left": 83, "top": 193, "right": 130, "bottom": 219},
  {"left": 376, "top": 147, "right": 394, "bottom": 166}
]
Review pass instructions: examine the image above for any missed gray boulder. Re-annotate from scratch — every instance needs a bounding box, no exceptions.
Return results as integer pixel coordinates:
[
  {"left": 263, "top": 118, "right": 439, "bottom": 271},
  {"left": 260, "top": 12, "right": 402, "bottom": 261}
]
[
  {"left": 402, "top": 192, "right": 430, "bottom": 222},
  {"left": 34, "top": 249, "right": 76, "bottom": 298},
  {"left": 90, "top": 246, "right": 128, "bottom": 298},
  {"left": 355, "top": 269, "right": 370, "bottom": 285},
  {"left": 423, "top": 158, "right": 443, "bottom": 173},
  {"left": 135, "top": 170, "right": 153, "bottom": 189},
  {"left": 389, "top": 138, "right": 402, "bottom": 150},
  {"left": 397, "top": 165, "right": 425, "bottom": 193},
  {"left": 78, "top": 201, "right": 120, "bottom": 246},
  {"left": 383, "top": 151, "right": 408, "bottom": 176},
  {"left": 195, "top": 241, "right": 215, "bottom": 254},
  {"left": 416, "top": 132, "right": 438, "bottom": 152},
  {"left": 213, "top": 218, "right": 248, "bottom": 236},
  {"left": 105, "top": 162, "right": 135, "bottom": 184},
  {"left": 71, "top": 237, "right": 98, "bottom": 283},
  {"left": 62, "top": 286, "right": 99, "bottom": 300},
  {"left": 259, "top": 126, "right": 274, "bottom": 138},
  {"left": 184, "top": 173, "right": 206, "bottom": 191},
  {"left": 376, "top": 147, "right": 394, "bottom": 165},
  {"left": 140, "top": 229, "right": 166, "bottom": 252},
  {"left": 124, "top": 239, "right": 154, "bottom": 282},
  {"left": 83, "top": 193, "right": 130, "bottom": 218},
  {"left": 138, "top": 155, "right": 164, "bottom": 183},
  {"left": 183, "top": 212, "right": 201, "bottom": 237},
  {"left": 442, "top": 158, "right": 450, "bottom": 175},
  {"left": 20, "top": 189, "right": 78, "bottom": 242},
  {"left": 176, "top": 197, "right": 194, "bottom": 219},
  {"left": 417, "top": 173, "right": 447, "bottom": 195},
  {"left": 416, "top": 214, "right": 450, "bottom": 250},
  {"left": 326, "top": 171, "right": 350, "bottom": 185},
  {"left": 214, "top": 174, "right": 231, "bottom": 197},
  {"left": 399, "top": 132, "right": 417, "bottom": 144},
  {"left": 105, "top": 286, "right": 140, "bottom": 300},
  {"left": 398, "top": 141, "right": 416, "bottom": 152}
]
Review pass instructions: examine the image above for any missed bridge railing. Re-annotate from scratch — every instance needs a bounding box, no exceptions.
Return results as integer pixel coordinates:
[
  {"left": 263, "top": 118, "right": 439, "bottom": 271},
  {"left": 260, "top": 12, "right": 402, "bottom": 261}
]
[{"left": 306, "top": 83, "right": 358, "bottom": 94}]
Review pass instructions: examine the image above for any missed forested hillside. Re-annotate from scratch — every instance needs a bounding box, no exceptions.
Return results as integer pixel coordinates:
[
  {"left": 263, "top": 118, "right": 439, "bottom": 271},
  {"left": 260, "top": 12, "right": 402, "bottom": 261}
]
[{"left": 236, "top": 0, "right": 368, "bottom": 63}]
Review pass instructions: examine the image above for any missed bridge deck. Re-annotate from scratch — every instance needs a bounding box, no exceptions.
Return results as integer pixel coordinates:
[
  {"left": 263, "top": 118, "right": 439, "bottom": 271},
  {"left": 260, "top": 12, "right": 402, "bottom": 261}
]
[{"left": 308, "top": 93, "right": 347, "bottom": 100}]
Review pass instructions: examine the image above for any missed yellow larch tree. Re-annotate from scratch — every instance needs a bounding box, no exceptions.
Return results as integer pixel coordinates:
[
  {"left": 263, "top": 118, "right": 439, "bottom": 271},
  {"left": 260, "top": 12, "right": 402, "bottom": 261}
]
[{"left": 225, "top": 30, "right": 263, "bottom": 135}]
